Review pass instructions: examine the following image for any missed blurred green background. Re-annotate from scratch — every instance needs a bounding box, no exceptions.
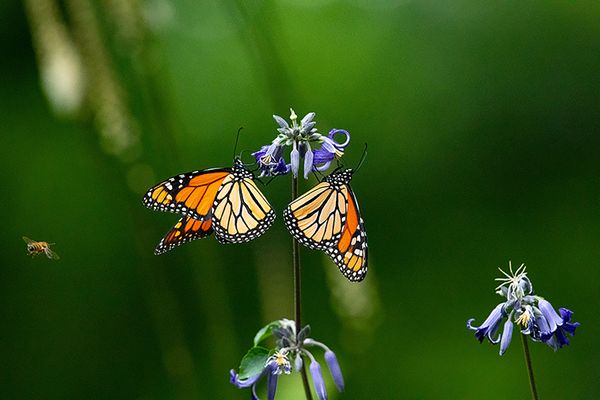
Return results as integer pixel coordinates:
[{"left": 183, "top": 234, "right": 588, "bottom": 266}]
[{"left": 1, "top": 0, "right": 599, "bottom": 399}]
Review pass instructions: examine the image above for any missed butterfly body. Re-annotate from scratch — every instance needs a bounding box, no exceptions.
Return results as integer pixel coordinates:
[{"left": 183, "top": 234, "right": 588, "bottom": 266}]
[
  {"left": 284, "top": 168, "right": 368, "bottom": 282},
  {"left": 144, "top": 158, "right": 275, "bottom": 254}
]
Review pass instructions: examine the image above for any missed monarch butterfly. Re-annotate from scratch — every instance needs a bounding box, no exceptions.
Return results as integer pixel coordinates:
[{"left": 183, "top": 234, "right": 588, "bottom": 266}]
[
  {"left": 143, "top": 158, "right": 275, "bottom": 254},
  {"left": 283, "top": 169, "right": 368, "bottom": 282}
]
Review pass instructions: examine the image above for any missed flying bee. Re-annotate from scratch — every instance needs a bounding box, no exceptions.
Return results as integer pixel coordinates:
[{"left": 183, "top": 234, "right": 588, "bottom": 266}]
[{"left": 23, "top": 236, "right": 60, "bottom": 260}]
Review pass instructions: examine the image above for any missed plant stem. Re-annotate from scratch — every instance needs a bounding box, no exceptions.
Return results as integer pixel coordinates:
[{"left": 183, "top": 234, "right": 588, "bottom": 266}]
[
  {"left": 292, "top": 174, "right": 313, "bottom": 400},
  {"left": 521, "top": 334, "right": 539, "bottom": 400}
]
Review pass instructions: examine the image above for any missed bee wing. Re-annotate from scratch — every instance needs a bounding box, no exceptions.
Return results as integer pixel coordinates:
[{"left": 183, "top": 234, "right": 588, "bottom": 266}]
[
  {"left": 44, "top": 247, "right": 60, "bottom": 260},
  {"left": 23, "top": 236, "right": 35, "bottom": 244}
]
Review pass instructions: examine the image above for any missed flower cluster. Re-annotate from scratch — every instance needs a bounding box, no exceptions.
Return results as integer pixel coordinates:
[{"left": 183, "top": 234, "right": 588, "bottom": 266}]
[
  {"left": 252, "top": 109, "right": 350, "bottom": 179},
  {"left": 230, "top": 319, "right": 344, "bottom": 400},
  {"left": 467, "top": 262, "right": 580, "bottom": 355}
]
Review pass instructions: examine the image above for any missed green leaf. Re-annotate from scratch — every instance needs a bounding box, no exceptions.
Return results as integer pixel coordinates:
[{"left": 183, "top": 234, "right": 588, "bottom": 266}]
[
  {"left": 238, "top": 346, "right": 269, "bottom": 380},
  {"left": 253, "top": 321, "right": 280, "bottom": 346}
]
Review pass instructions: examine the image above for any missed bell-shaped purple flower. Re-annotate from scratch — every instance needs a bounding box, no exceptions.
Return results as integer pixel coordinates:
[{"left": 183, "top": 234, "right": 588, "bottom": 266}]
[
  {"left": 537, "top": 299, "right": 564, "bottom": 333},
  {"left": 468, "top": 263, "right": 580, "bottom": 355},
  {"left": 313, "top": 129, "right": 351, "bottom": 172},
  {"left": 467, "top": 302, "right": 505, "bottom": 344},
  {"left": 324, "top": 350, "right": 344, "bottom": 392},
  {"left": 253, "top": 143, "right": 289, "bottom": 177},
  {"left": 230, "top": 350, "right": 291, "bottom": 399},
  {"left": 310, "top": 360, "right": 328, "bottom": 400}
]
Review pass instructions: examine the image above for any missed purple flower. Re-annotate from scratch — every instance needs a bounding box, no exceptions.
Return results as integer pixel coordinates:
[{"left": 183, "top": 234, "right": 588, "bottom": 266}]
[
  {"left": 310, "top": 360, "right": 328, "bottom": 400},
  {"left": 230, "top": 350, "right": 291, "bottom": 399},
  {"left": 324, "top": 350, "right": 345, "bottom": 392},
  {"left": 544, "top": 308, "right": 580, "bottom": 350},
  {"left": 313, "top": 129, "right": 351, "bottom": 172},
  {"left": 253, "top": 143, "right": 289, "bottom": 177},
  {"left": 467, "top": 303, "right": 505, "bottom": 344},
  {"left": 231, "top": 320, "right": 347, "bottom": 399},
  {"left": 537, "top": 299, "right": 564, "bottom": 333},
  {"left": 251, "top": 109, "right": 351, "bottom": 178},
  {"left": 467, "top": 262, "right": 580, "bottom": 355}
]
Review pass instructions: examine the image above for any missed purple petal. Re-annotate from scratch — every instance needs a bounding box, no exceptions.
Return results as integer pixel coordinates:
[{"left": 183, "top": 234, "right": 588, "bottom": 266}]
[
  {"left": 301, "top": 112, "right": 315, "bottom": 126},
  {"left": 310, "top": 361, "right": 328, "bottom": 400},
  {"left": 290, "top": 146, "right": 299, "bottom": 177},
  {"left": 230, "top": 368, "right": 265, "bottom": 389},
  {"left": 555, "top": 328, "right": 570, "bottom": 348},
  {"left": 303, "top": 148, "right": 314, "bottom": 179},
  {"left": 327, "top": 129, "right": 350, "bottom": 148},
  {"left": 558, "top": 308, "right": 580, "bottom": 336},
  {"left": 324, "top": 351, "right": 344, "bottom": 392},
  {"left": 275, "top": 158, "right": 289, "bottom": 175},
  {"left": 538, "top": 299, "right": 563, "bottom": 332},
  {"left": 314, "top": 161, "right": 332, "bottom": 172},
  {"left": 558, "top": 308, "right": 573, "bottom": 323},
  {"left": 467, "top": 303, "right": 505, "bottom": 343},
  {"left": 320, "top": 138, "right": 338, "bottom": 153},
  {"left": 303, "top": 121, "right": 316, "bottom": 132},
  {"left": 252, "top": 145, "right": 269, "bottom": 161},
  {"left": 267, "top": 370, "right": 278, "bottom": 400},
  {"left": 312, "top": 148, "right": 335, "bottom": 165},
  {"left": 534, "top": 313, "right": 553, "bottom": 342},
  {"left": 273, "top": 115, "right": 289, "bottom": 129},
  {"left": 499, "top": 320, "right": 513, "bottom": 355},
  {"left": 294, "top": 353, "right": 303, "bottom": 372}
]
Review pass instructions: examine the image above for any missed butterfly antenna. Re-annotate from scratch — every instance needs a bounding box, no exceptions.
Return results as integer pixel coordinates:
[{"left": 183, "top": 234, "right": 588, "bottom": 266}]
[
  {"left": 256, "top": 176, "right": 276, "bottom": 186},
  {"left": 354, "top": 143, "right": 368, "bottom": 173},
  {"left": 238, "top": 149, "right": 257, "bottom": 167},
  {"left": 232, "top": 126, "right": 244, "bottom": 160}
]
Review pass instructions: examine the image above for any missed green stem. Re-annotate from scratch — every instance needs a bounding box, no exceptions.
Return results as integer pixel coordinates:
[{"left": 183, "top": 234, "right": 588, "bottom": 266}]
[
  {"left": 292, "top": 174, "right": 313, "bottom": 400},
  {"left": 521, "top": 334, "right": 539, "bottom": 400}
]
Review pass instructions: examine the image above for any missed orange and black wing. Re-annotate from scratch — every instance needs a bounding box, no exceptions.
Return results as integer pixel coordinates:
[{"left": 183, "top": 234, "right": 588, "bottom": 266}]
[
  {"left": 211, "top": 175, "right": 275, "bottom": 243},
  {"left": 283, "top": 181, "right": 348, "bottom": 251},
  {"left": 155, "top": 216, "right": 213, "bottom": 255},
  {"left": 324, "top": 186, "right": 368, "bottom": 282},
  {"left": 143, "top": 169, "right": 230, "bottom": 221}
]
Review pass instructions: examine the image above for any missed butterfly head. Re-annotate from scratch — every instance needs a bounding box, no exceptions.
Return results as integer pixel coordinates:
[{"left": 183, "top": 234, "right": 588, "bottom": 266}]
[
  {"left": 232, "top": 157, "right": 254, "bottom": 180},
  {"left": 324, "top": 168, "right": 353, "bottom": 186}
]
